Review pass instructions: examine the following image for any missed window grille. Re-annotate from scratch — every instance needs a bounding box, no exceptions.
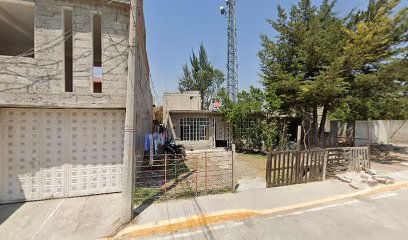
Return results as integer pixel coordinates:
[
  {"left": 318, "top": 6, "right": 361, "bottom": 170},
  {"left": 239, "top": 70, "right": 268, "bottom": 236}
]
[{"left": 180, "top": 118, "right": 210, "bottom": 141}]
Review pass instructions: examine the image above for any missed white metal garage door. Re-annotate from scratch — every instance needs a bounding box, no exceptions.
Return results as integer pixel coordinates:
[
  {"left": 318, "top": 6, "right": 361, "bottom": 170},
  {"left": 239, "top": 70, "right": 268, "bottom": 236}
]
[{"left": 0, "top": 108, "right": 125, "bottom": 203}]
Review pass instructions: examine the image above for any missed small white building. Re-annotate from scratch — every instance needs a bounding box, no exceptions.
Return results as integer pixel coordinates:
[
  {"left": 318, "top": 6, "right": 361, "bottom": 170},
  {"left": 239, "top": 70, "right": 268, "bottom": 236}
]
[{"left": 163, "top": 91, "right": 229, "bottom": 150}]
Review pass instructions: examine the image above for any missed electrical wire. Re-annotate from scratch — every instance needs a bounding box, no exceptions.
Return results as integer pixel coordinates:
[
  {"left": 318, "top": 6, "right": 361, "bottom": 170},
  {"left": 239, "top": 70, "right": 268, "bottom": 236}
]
[
  {"left": 0, "top": 0, "right": 153, "bottom": 119},
  {"left": 0, "top": 0, "right": 116, "bottom": 69},
  {"left": 150, "top": 73, "right": 161, "bottom": 105}
]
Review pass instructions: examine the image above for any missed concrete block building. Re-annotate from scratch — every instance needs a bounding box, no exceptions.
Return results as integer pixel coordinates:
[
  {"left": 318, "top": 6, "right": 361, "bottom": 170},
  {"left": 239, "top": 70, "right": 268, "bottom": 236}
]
[
  {"left": 0, "top": 0, "right": 152, "bottom": 204},
  {"left": 163, "top": 91, "right": 229, "bottom": 150}
]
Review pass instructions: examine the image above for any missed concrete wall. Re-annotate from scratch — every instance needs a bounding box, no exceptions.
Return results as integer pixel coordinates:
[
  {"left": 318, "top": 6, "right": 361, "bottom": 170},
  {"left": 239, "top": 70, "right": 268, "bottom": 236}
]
[
  {"left": 354, "top": 120, "right": 408, "bottom": 146},
  {"left": 0, "top": 0, "right": 131, "bottom": 108},
  {"left": 388, "top": 121, "right": 408, "bottom": 145},
  {"left": 0, "top": 0, "right": 152, "bottom": 225},
  {"left": 325, "top": 121, "right": 355, "bottom": 147},
  {"left": 163, "top": 91, "right": 201, "bottom": 125},
  {"left": 128, "top": 0, "right": 153, "bottom": 156},
  {"left": 120, "top": 0, "right": 152, "bottom": 223},
  {"left": 0, "top": 0, "right": 153, "bottom": 209},
  {"left": 0, "top": 0, "right": 153, "bottom": 181}
]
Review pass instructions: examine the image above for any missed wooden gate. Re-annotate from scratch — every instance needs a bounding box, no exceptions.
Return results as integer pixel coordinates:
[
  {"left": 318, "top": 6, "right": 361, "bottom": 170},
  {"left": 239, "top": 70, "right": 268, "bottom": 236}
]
[
  {"left": 266, "top": 150, "right": 327, "bottom": 188},
  {"left": 326, "top": 147, "right": 369, "bottom": 178}
]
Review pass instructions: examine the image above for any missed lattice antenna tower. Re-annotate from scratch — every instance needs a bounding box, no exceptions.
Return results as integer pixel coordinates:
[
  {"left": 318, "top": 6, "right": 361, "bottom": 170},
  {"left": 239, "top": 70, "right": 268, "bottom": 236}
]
[{"left": 220, "top": 0, "right": 238, "bottom": 102}]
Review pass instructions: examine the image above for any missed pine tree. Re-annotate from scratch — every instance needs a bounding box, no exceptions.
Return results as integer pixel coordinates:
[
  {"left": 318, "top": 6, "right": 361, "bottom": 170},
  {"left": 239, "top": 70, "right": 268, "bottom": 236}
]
[
  {"left": 259, "top": 0, "right": 347, "bottom": 146},
  {"left": 259, "top": 0, "right": 407, "bottom": 147},
  {"left": 178, "top": 43, "right": 225, "bottom": 110},
  {"left": 335, "top": 0, "right": 408, "bottom": 120}
]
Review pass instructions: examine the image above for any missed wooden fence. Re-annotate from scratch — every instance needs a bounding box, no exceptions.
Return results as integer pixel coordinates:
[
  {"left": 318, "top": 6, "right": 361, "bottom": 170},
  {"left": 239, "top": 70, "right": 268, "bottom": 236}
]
[
  {"left": 266, "top": 150, "right": 327, "bottom": 188},
  {"left": 326, "top": 147, "right": 369, "bottom": 178}
]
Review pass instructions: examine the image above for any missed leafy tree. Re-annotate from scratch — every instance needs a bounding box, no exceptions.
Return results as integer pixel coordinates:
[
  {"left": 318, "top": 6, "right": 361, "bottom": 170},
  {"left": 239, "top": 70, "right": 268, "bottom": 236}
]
[
  {"left": 259, "top": 0, "right": 407, "bottom": 147},
  {"left": 333, "top": 57, "right": 408, "bottom": 120},
  {"left": 219, "top": 86, "right": 266, "bottom": 121},
  {"left": 218, "top": 87, "right": 280, "bottom": 151},
  {"left": 259, "top": 0, "right": 348, "bottom": 146},
  {"left": 333, "top": 0, "right": 408, "bottom": 120},
  {"left": 178, "top": 43, "right": 225, "bottom": 110}
]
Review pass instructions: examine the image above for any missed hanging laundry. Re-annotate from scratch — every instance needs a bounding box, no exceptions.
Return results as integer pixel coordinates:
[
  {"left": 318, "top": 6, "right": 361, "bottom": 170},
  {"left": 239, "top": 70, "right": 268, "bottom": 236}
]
[{"left": 145, "top": 134, "right": 150, "bottom": 152}]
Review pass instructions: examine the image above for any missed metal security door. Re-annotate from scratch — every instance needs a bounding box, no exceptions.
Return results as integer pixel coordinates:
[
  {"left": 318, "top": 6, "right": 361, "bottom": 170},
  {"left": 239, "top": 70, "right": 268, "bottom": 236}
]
[
  {"left": 1, "top": 109, "right": 42, "bottom": 202},
  {"left": 67, "top": 109, "right": 124, "bottom": 197},
  {"left": 39, "top": 110, "right": 67, "bottom": 199},
  {"left": 0, "top": 108, "right": 125, "bottom": 203}
]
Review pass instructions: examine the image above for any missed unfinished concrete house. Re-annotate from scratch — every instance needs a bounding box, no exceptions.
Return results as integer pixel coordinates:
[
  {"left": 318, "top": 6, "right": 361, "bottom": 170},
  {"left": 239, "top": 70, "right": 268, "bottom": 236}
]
[
  {"left": 163, "top": 91, "right": 229, "bottom": 150},
  {"left": 0, "top": 0, "right": 152, "bottom": 204}
]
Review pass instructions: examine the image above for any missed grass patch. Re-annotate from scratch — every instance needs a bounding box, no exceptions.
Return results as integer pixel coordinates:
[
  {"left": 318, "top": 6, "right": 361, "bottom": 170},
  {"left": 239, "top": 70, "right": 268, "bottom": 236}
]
[
  {"left": 240, "top": 153, "right": 267, "bottom": 161},
  {"left": 166, "top": 186, "right": 233, "bottom": 200},
  {"left": 134, "top": 186, "right": 234, "bottom": 204},
  {"left": 235, "top": 153, "right": 267, "bottom": 176},
  {"left": 135, "top": 187, "right": 163, "bottom": 205}
]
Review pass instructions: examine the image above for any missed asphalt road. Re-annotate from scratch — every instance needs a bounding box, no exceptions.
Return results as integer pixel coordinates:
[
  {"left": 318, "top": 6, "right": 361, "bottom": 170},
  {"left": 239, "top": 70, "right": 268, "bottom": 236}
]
[{"left": 140, "top": 188, "right": 408, "bottom": 240}]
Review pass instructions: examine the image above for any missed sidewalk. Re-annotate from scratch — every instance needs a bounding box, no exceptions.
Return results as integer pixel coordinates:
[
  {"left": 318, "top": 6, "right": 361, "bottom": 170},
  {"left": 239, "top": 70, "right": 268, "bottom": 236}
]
[
  {"left": 0, "top": 193, "right": 122, "bottom": 240},
  {"left": 131, "top": 179, "right": 355, "bottom": 227},
  {"left": 389, "top": 170, "right": 408, "bottom": 181},
  {"left": 112, "top": 170, "right": 408, "bottom": 239}
]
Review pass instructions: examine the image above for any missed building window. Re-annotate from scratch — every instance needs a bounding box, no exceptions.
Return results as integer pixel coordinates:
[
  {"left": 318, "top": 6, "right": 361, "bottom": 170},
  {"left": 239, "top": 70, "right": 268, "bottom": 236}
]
[
  {"left": 92, "top": 14, "right": 102, "bottom": 93},
  {"left": 180, "top": 118, "right": 209, "bottom": 141},
  {"left": 63, "top": 8, "right": 73, "bottom": 92},
  {"left": 0, "top": 1, "right": 34, "bottom": 57}
]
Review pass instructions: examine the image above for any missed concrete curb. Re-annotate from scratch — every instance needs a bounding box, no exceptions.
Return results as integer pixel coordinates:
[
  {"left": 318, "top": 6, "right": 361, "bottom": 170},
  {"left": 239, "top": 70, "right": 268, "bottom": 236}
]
[{"left": 110, "top": 181, "right": 408, "bottom": 239}]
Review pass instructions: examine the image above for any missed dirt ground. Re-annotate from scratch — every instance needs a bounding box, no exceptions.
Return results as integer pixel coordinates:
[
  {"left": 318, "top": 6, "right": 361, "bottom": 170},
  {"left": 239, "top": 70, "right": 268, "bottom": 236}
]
[
  {"left": 234, "top": 153, "right": 267, "bottom": 177},
  {"left": 234, "top": 153, "right": 267, "bottom": 191},
  {"left": 370, "top": 144, "right": 408, "bottom": 173}
]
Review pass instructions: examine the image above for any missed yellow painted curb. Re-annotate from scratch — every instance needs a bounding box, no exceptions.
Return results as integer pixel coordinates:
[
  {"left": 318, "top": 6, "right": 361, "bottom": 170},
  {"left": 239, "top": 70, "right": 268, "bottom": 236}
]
[{"left": 112, "top": 181, "right": 408, "bottom": 239}]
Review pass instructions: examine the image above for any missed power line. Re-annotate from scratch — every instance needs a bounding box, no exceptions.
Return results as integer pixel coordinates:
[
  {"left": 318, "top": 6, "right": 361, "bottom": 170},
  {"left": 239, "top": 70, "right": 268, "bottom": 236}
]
[
  {"left": 149, "top": 73, "right": 161, "bottom": 105},
  {"left": 0, "top": 0, "right": 117, "bottom": 69},
  {"left": 0, "top": 0, "right": 153, "bottom": 118}
]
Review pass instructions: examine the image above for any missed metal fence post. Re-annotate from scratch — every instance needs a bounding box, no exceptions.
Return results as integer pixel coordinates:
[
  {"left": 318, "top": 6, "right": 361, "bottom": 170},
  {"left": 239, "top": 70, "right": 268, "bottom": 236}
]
[
  {"left": 232, "top": 144, "right": 235, "bottom": 191},
  {"left": 164, "top": 154, "right": 167, "bottom": 195},
  {"left": 175, "top": 154, "right": 178, "bottom": 195},
  {"left": 205, "top": 152, "right": 208, "bottom": 194},
  {"left": 195, "top": 154, "right": 198, "bottom": 196}
]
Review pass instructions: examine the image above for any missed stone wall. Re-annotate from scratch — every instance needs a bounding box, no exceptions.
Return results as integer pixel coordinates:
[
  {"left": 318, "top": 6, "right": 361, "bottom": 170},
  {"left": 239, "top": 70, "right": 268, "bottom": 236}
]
[{"left": 0, "top": 0, "right": 131, "bottom": 108}]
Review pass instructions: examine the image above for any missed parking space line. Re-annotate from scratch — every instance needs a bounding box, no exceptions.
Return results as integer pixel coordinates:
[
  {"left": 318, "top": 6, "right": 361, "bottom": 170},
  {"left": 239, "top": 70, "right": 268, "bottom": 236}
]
[
  {"left": 31, "top": 199, "right": 65, "bottom": 240},
  {"left": 371, "top": 192, "right": 398, "bottom": 200}
]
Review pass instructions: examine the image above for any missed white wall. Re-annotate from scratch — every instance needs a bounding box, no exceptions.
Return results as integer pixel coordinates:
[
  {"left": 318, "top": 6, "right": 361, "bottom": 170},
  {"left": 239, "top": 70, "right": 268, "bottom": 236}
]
[{"left": 355, "top": 120, "right": 408, "bottom": 146}]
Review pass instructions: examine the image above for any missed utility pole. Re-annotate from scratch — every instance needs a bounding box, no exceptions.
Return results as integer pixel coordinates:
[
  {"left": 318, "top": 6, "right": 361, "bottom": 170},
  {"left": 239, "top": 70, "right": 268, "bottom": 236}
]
[
  {"left": 220, "top": 0, "right": 238, "bottom": 102},
  {"left": 122, "top": 0, "right": 137, "bottom": 223}
]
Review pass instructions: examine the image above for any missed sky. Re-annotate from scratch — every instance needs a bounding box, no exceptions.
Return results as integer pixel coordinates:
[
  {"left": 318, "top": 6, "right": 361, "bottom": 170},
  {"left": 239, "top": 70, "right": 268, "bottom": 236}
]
[{"left": 144, "top": 0, "right": 374, "bottom": 105}]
